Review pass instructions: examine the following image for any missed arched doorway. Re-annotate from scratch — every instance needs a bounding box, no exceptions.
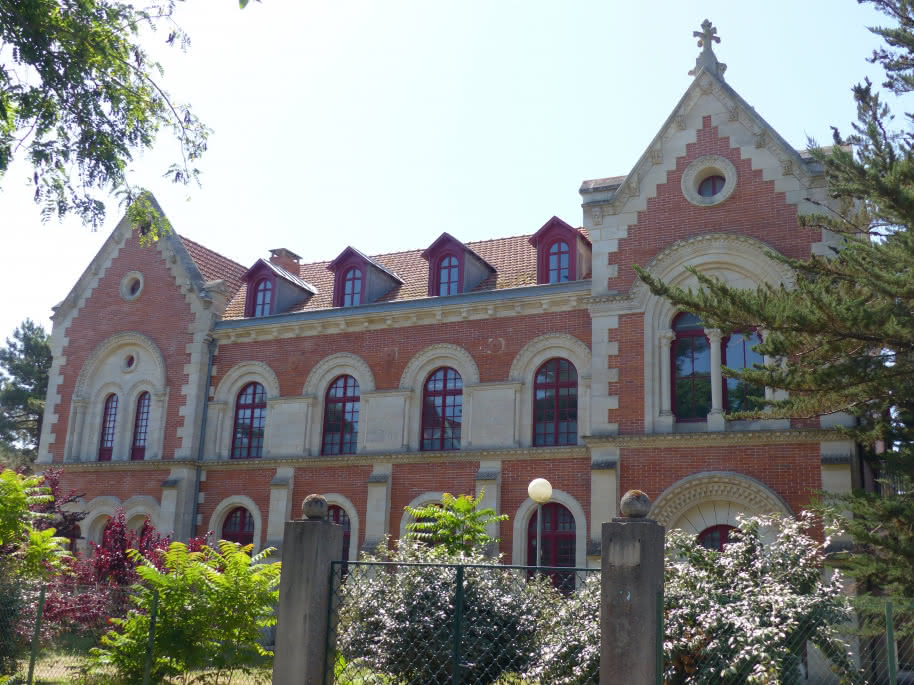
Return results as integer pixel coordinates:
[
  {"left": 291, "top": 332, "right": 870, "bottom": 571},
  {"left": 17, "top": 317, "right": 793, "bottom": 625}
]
[
  {"left": 527, "top": 502, "right": 576, "bottom": 592},
  {"left": 221, "top": 506, "right": 255, "bottom": 547}
]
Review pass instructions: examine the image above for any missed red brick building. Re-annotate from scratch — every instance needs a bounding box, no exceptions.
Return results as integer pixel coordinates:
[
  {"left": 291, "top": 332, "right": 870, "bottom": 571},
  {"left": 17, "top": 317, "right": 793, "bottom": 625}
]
[{"left": 37, "top": 32, "right": 857, "bottom": 568}]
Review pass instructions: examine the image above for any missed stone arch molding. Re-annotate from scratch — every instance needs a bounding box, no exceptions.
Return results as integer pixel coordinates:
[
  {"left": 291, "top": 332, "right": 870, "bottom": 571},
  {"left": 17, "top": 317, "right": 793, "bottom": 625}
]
[
  {"left": 649, "top": 471, "right": 794, "bottom": 531},
  {"left": 399, "top": 344, "right": 480, "bottom": 390},
  {"left": 208, "top": 495, "right": 264, "bottom": 553},
  {"left": 399, "top": 491, "right": 446, "bottom": 539},
  {"left": 508, "top": 333, "right": 591, "bottom": 382},
  {"left": 213, "top": 360, "right": 281, "bottom": 402},
  {"left": 323, "top": 493, "right": 360, "bottom": 562},
  {"left": 74, "top": 331, "right": 166, "bottom": 399},
  {"left": 302, "top": 352, "right": 376, "bottom": 396},
  {"left": 511, "top": 489, "right": 588, "bottom": 569}
]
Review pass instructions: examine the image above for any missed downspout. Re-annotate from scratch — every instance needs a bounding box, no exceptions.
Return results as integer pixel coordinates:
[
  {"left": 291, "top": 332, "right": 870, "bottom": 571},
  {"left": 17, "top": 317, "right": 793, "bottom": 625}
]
[{"left": 190, "top": 337, "right": 217, "bottom": 541}]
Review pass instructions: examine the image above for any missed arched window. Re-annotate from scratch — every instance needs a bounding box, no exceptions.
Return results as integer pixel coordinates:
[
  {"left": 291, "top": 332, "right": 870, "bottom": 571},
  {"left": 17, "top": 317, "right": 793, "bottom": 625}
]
[
  {"left": 98, "top": 394, "right": 118, "bottom": 461},
  {"left": 342, "top": 268, "right": 362, "bottom": 306},
  {"left": 421, "top": 367, "right": 462, "bottom": 451},
  {"left": 222, "top": 507, "right": 255, "bottom": 546},
  {"left": 547, "top": 241, "right": 570, "bottom": 283},
  {"left": 724, "top": 332, "right": 764, "bottom": 412},
  {"left": 533, "top": 359, "right": 578, "bottom": 446},
  {"left": 322, "top": 375, "right": 360, "bottom": 455},
  {"left": 328, "top": 505, "right": 352, "bottom": 569},
  {"left": 527, "top": 502, "right": 576, "bottom": 592},
  {"left": 698, "top": 524, "right": 735, "bottom": 552},
  {"left": 253, "top": 278, "right": 273, "bottom": 317},
  {"left": 672, "top": 313, "right": 712, "bottom": 421},
  {"left": 131, "top": 391, "right": 151, "bottom": 461},
  {"left": 437, "top": 255, "right": 460, "bottom": 296},
  {"left": 698, "top": 175, "right": 726, "bottom": 198},
  {"left": 232, "top": 382, "right": 266, "bottom": 459}
]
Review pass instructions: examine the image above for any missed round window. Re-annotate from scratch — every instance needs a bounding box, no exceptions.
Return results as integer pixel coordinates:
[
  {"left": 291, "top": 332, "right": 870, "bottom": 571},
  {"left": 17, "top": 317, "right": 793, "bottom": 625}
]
[
  {"left": 698, "top": 175, "right": 725, "bottom": 198},
  {"left": 681, "top": 155, "right": 738, "bottom": 207},
  {"left": 119, "top": 271, "right": 145, "bottom": 301}
]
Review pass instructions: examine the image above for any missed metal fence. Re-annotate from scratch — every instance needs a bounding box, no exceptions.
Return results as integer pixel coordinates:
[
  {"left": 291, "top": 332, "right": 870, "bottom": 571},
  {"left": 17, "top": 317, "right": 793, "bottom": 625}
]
[
  {"left": 0, "top": 582, "right": 272, "bottom": 684},
  {"left": 327, "top": 560, "right": 600, "bottom": 685}
]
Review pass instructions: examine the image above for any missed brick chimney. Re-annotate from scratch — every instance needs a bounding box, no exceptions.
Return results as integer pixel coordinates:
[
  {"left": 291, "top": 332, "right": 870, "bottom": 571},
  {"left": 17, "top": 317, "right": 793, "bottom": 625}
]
[{"left": 269, "top": 248, "right": 302, "bottom": 275}]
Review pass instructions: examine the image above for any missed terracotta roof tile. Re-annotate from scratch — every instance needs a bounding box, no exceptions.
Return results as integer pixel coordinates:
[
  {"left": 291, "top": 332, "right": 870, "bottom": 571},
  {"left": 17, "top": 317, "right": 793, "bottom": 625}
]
[{"left": 180, "top": 236, "right": 247, "bottom": 295}]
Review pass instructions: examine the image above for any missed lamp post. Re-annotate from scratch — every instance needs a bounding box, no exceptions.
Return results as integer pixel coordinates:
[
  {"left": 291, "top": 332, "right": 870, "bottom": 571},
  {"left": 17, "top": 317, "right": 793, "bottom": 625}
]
[{"left": 527, "top": 478, "right": 552, "bottom": 568}]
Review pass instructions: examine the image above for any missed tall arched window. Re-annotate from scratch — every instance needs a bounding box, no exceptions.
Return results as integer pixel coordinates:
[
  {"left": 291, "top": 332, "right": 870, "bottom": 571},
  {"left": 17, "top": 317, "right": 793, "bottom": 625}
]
[
  {"left": 232, "top": 382, "right": 266, "bottom": 459},
  {"left": 322, "top": 375, "right": 360, "bottom": 455},
  {"left": 437, "top": 255, "right": 460, "bottom": 296},
  {"left": 222, "top": 507, "right": 255, "bottom": 546},
  {"left": 724, "top": 332, "right": 764, "bottom": 412},
  {"left": 698, "top": 524, "right": 735, "bottom": 552},
  {"left": 547, "top": 241, "right": 570, "bottom": 283},
  {"left": 253, "top": 278, "right": 273, "bottom": 317},
  {"left": 421, "top": 367, "right": 462, "bottom": 451},
  {"left": 527, "top": 502, "right": 576, "bottom": 592},
  {"left": 98, "top": 393, "right": 118, "bottom": 461},
  {"left": 328, "top": 505, "right": 352, "bottom": 570},
  {"left": 131, "top": 391, "right": 151, "bottom": 461},
  {"left": 672, "top": 313, "right": 712, "bottom": 421},
  {"left": 342, "top": 268, "right": 362, "bottom": 306},
  {"left": 533, "top": 358, "right": 578, "bottom": 446}
]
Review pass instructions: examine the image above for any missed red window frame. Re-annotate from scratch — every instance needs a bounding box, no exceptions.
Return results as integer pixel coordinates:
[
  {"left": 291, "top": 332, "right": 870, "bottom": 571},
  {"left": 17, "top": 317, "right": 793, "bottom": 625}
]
[
  {"left": 435, "top": 254, "right": 462, "bottom": 296},
  {"left": 252, "top": 278, "right": 273, "bottom": 317},
  {"left": 98, "top": 393, "right": 118, "bottom": 461},
  {"left": 697, "top": 524, "right": 735, "bottom": 551},
  {"left": 530, "top": 217, "right": 583, "bottom": 285},
  {"left": 527, "top": 502, "right": 577, "bottom": 592},
  {"left": 421, "top": 367, "right": 462, "bottom": 451},
  {"left": 222, "top": 507, "right": 255, "bottom": 546},
  {"left": 131, "top": 391, "right": 150, "bottom": 461},
  {"left": 533, "top": 358, "right": 578, "bottom": 446},
  {"left": 231, "top": 382, "right": 266, "bottom": 459},
  {"left": 328, "top": 505, "right": 352, "bottom": 563},
  {"left": 698, "top": 175, "right": 726, "bottom": 197},
  {"left": 339, "top": 267, "right": 363, "bottom": 307},
  {"left": 546, "top": 240, "right": 571, "bottom": 284},
  {"left": 321, "top": 375, "right": 360, "bottom": 455},
  {"left": 671, "top": 313, "right": 712, "bottom": 422}
]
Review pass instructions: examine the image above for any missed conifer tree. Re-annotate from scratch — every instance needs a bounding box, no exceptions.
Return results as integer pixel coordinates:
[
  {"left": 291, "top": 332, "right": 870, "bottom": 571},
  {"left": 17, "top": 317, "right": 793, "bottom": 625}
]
[
  {"left": 634, "top": 0, "right": 914, "bottom": 597},
  {"left": 0, "top": 320, "right": 51, "bottom": 468}
]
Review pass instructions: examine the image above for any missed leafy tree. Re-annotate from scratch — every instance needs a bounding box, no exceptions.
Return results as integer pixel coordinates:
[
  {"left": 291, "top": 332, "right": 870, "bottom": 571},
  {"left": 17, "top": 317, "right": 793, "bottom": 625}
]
[
  {"left": 403, "top": 489, "right": 507, "bottom": 555},
  {"left": 29, "top": 466, "right": 85, "bottom": 543},
  {"left": 633, "top": 0, "right": 914, "bottom": 602},
  {"left": 0, "top": 468, "right": 68, "bottom": 578},
  {"left": 0, "top": 319, "right": 51, "bottom": 468},
  {"left": 88, "top": 540, "right": 280, "bottom": 684}
]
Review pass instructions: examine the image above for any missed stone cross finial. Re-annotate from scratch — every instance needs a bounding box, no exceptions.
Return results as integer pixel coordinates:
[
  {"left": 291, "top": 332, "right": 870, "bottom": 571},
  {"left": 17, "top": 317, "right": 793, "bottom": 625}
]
[{"left": 688, "top": 19, "right": 727, "bottom": 80}]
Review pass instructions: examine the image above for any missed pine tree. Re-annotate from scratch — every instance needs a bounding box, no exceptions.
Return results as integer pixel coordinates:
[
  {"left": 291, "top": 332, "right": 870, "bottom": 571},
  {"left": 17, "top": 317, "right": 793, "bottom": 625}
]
[
  {"left": 634, "top": 0, "right": 914, "bottom": 599},
  {"left": 0, "top": 320, "right": 51, "bottom": 468}
]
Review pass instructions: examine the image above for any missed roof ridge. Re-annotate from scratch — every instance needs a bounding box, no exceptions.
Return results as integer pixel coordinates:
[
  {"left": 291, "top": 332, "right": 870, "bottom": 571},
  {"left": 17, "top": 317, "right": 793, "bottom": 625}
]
[{"left": 179, "top": 234, "right": 247, "bottom": 271}]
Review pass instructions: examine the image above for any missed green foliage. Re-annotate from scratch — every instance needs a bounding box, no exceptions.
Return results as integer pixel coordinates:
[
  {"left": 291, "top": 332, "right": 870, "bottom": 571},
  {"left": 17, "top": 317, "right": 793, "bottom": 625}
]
[
  {"left": 0, "top": 320, "right": 50, "bottom": 468},
  {"left": 88, "top": 540, "right": 280, "bottom": 684},
  {"left": 0, "top": 469, "right": 68, "bottom": 579},
  {"left": 0, "top": 0, "right": 210, "bottom": 229},
  {"left": 403, "top": 489, "right": 508, "bottom": 554}
]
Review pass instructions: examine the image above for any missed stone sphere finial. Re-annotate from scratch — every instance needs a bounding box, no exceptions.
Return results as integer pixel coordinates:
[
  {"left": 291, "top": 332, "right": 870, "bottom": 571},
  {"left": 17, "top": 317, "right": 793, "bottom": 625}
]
[
  {"left": 301, "top": 494, "right": 328, "bottom": 520},
  {"left": 619, "top": 489, "right": 651, "bottom": 518}
]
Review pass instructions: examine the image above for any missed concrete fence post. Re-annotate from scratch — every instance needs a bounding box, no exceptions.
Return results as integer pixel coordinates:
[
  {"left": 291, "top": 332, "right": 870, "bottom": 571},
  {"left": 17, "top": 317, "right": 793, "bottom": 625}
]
[
  {"left": 600, "top": 489, "right": 665, "bottom": 685},
  {"left": 273, "top": 494, "right": 343, "bottom": 685}
]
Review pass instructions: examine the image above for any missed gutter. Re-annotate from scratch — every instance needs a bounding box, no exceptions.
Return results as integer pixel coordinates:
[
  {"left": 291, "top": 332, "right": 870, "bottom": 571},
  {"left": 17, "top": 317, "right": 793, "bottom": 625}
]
[{"left": 189, "top": 337, "right": 218, "bottom": 541}]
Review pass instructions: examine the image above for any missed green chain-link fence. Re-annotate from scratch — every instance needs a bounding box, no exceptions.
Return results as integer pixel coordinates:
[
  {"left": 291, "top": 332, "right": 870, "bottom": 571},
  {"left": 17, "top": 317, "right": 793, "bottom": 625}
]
[
  {"left": 327, "top": 560, "right": 600, "bottom": 685},
  {"left": 0, "top": 582, "right": 272, "bottom": 684}
]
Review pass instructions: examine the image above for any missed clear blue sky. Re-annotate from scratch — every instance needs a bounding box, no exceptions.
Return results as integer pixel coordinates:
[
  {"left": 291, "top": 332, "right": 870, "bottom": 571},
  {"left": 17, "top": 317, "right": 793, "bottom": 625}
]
[{"left": 0, "top": 0, "right": 891, "bottom": 343}]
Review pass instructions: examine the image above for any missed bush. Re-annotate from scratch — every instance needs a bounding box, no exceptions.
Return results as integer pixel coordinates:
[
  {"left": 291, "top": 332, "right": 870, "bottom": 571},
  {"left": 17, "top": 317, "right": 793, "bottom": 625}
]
[
  {"left": 88, "top": 540, "right": 280, "bottom": 684},
  {"left": 336, "top": 538, "right": 557, "bottom": 685}
]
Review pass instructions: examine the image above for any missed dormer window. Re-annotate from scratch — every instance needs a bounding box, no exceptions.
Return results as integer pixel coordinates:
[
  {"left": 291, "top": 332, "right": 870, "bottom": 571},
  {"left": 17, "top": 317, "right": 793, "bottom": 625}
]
[
  {"left": 547, "top": 240, "right": 570, "bottom": 283},
  {"left": 252, "top": 278, "right": 273, "bottom": 316},
  {"left": 342, "top": 267, "right": 363, "bottom": 306},
  {"left": 529, "top": 216, "right": 592, "bottom": 285},
  {"left": 421, "top": 232, "right": 494, "bottom": 297}
]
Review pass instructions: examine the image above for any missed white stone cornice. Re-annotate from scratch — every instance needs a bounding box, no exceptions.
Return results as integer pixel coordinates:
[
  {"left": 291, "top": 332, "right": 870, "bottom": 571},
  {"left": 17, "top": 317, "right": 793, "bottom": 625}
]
[{"left": 584, "top": 428, "right": 837, "bottom": 448}]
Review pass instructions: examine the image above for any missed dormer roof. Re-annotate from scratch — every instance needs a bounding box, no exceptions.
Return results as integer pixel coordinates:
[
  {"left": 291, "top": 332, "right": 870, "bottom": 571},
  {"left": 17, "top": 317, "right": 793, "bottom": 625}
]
[
  {"left": 243, "top": 258, "right": 317, "bottom": 295},
  {"left": 421, "top": 232, "right": 496, "bottom": 271},
  {"left": 327, "top": 246, "right": 404, "bottom": 283},
  {"left": 528, "top": 216, "right": 591, "bottom": 247}
]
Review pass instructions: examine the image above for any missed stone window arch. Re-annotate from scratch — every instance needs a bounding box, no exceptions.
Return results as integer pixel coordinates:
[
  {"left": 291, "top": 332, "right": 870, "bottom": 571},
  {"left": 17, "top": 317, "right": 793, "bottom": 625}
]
[
  {"left": 123, "top": 495, "right": 161, "bottom": 533},
  {"left": 399, "top": 345, "right": 479, "bottom": 451},
  {"left": 399, "top": 492, "right": 445, "bottom": 540},
  {"left": 323, "top": 493, "right": 360, "bottom": 562},
  {"left": 208, "top": 495, "right": 264, "bottom": 553},
  {"left": 511, "top": 488, "right": 587, "bottom": 569},
  {"left": 68, "top": 332, "right": 168, "bottom": 462},
  {"left": 78, "top": 495, "right": 121, "bottom": 549},
  {"left": 210, "top": 361, "right": 280, "bottom": 459},
  {"left": 303, "top": 353, "right": 375, "bottom": 456},
  {"left": 509, "top": 334, "right": 591, "bottom": 448}
]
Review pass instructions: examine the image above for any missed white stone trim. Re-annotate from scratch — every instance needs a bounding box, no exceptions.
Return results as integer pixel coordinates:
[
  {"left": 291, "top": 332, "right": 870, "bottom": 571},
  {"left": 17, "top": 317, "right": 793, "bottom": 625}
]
[
  {"left": 511, "top": 489, "right": 587, "bottom": 568},
  {"left": 303, "top": 353, "right": 375, "bottom": 456},
  {"left": 211, "top": 361, "right": 281, "bottom": 459},
  {"left": 508, "top": 334, "right": 591, "bottom": 447},
  {"left": 323, "top": 493, "right": 361, "bottom": 561},
  {"left": 680, "top": 154, "right": 737, "bottom": 207},
  {"left": 78, "top": 495, "right": 121, "bottom": 545},
  {"left": 398, "top": 491, "right": 446, "bottom": 539},
  {"left": 119, "top": 271, "right": 145, "bottom": 302},
  {"left": 650, "top": 471, "right": 793, "bottom": 531},
  {"left": 73, "top": 332, "right": 167, "bottom": 399},
  {"left": 123, "top": 495, "right": 162, "bottom": 531},
  {"left": 208, "top": 495, "right": 263, "bottom": 553},
  {"left": 399, "top": 344, "right": 479, "bottom": 451}
]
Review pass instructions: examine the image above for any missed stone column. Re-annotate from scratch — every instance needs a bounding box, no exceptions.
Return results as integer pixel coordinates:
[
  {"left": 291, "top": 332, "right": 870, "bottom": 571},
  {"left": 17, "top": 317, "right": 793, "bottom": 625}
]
[
  {"left": 705, "top": 328, "right": 725, "bottom": 431},
  {"left": 273, "top": 495, "right": 343, "bottom": 685},
  {"left": 657, "top": 329, "right": 675, "bottom": 432},
  {"left": 601, "top": 490, "right": 665, "bottom": 685}
]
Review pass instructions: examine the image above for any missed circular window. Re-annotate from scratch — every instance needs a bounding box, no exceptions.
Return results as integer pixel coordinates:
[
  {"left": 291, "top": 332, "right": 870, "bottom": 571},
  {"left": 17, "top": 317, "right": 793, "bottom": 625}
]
[
  {"left": 123, "top": 352, "right": 138, "bottom": 373},
  {"left": 681, "top": 155, "right": 737, "bottom": 207},
  {"left": 120, "top": 271, "right": 144, "bottom": 301}
]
